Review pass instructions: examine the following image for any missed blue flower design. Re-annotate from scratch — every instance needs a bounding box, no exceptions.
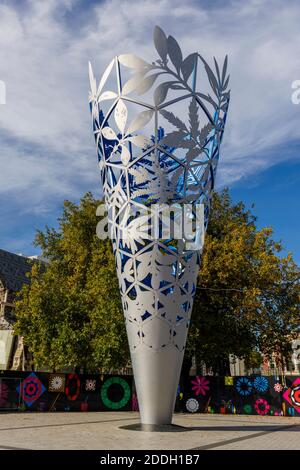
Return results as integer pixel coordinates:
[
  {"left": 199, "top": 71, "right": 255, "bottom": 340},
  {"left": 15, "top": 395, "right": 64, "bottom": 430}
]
[
  {"left": 253, "top": 376, "right": 269, "bottom": 393},
  {"left": 235, "top": 377, "right": 253, "bottom": 396}
]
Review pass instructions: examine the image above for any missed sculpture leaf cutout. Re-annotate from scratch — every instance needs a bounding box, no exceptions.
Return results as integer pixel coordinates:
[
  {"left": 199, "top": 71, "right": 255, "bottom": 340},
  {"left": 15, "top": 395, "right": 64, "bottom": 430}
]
[
  {"left": 98, "top": 91, "right": 118, "bottom": 102},
  {"left": 101, "top": 126, "right": 117, "bottom": 140},
  {"left": 127, "top": 135, "right": 150, "bottom": 148},
  {"left": 114, "top": 99, "right": 127, "bottom": 134},
  {"left": 118, "top": 54, "right": 148, "bottom": 69},
  {"left": 136, "top": 74, "right": 161, "bottom": 95},
  {"left": 198, "top": 55, "right": 220, "bottom": 97},
  {"left": 97, "top": 58, "right": 115, "bottom": 96},
  {"left": 181, "top": 53, "right": 197, "bottom": 82},
  {"left": 167, "top": 35, "right": 183, "bottom": 73},
  {"left": 189, "top": 98, "right": 200, "bottom": 140},
  {"left": 126, "top": 109, "right": 154, "bottom": 135},
  {"left": 162, "top": 131, "right": 190, "bottom": 148},
  {"left": 222, "top": 55, "right": 228, "bottom": 84},
  {"left": 122, "top": 72, "right": 145, "bottom": 95},
  {"left": 153, "top": 25, "right": 168, "bottom": 62},
  {"left": 120, "top": 145, "right": 131, "bottom": 165},
  {"left": 154, "top": 81, "right": 174, "bottom": 106},
  {"left": 159, "top": 109, "right": 187, "bottom": 132}
]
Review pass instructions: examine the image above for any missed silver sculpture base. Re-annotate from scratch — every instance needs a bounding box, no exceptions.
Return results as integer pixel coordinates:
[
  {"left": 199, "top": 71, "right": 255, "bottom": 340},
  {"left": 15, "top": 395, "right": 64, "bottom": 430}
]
[{"left": 131, "top": 347, "right": 184, "bottom": 425}]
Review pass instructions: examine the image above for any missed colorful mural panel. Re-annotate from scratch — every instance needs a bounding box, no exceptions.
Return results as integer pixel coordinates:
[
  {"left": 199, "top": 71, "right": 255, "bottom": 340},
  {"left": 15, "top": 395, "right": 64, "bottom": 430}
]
[
  {"left": 100, "top": 377, "right": 131, "bottom": 410},
  {"left": 0, "top": 371, "right": 299, "bottom": 416},
  {"left": 48, "top": 374, "right": 65, "bottom": 393},
  {"left": 16, "top": 372, "right": 45, "bottom": 407},
  {"left": 283, "top": 377, "right": 300, "bottom": 414},
  {"left": 176, "top": 375, "right": 300, "bottom": 417}
]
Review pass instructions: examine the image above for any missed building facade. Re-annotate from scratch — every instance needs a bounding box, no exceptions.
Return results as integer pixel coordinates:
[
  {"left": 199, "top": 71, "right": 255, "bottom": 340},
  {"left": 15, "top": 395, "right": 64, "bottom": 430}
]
[{"left": 0, "top": 249, "right": 32, "bottom": 370}]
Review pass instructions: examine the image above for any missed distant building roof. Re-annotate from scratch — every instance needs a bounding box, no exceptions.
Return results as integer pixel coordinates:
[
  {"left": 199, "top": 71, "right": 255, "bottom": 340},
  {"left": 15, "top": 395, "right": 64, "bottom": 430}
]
[{"left": 0, "top": 249, "right": 33, "bottom": 292}]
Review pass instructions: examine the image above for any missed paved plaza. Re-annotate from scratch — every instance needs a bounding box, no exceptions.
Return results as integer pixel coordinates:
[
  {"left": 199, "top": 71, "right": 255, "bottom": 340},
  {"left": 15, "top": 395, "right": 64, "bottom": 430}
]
[{"left": 0, "top": 412, "right": 299, "bottom": 450}]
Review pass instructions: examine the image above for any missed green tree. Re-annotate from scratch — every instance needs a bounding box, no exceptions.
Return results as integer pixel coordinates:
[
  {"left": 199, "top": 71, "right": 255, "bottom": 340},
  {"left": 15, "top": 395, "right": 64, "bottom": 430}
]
[
  {"left": 186, "top": 189, "right": 300, "bottom": 375},
  {"left": 14, "top": 193, "right": 129, "bottom": 371},
  {"left": 255, "top": 253, "right": 300, "bottom": 372}
]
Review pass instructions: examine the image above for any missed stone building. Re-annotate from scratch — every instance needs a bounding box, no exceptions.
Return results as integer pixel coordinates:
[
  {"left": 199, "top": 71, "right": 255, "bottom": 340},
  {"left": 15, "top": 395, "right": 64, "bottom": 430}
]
[
  {"left": 0, "top": 249, "right": 32, "bottom": 370},
  {"left": 291, "top": 339, "right": 300, "bottom": 373}
]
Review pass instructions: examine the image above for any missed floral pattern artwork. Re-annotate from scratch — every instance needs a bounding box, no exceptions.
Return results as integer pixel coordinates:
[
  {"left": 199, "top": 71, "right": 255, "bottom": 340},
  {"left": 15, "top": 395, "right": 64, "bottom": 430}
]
[
  {"left": 235, "top": 377, "right": 253, "bottom": 396},
  {"left": 186, "top": 398, "right": 199, "bottom": 413},
  {"left": 48, "top": 374, "right": 65, "bottom": 393},
  {"left": 191, "top": 376, "right": 210, "bottom": 396},
  {"left": 16, "top": 373, "right": 46, "bottom": 407},
  {"left": 89, "top": 25, "right": 230, "bottom": 355},
  {"left": 225, "top": 376, "right": 233, "bottom": 386},
  {"left": 0, "top": 372, "right": 298, "bottom": 415},
  {"left": 85, "top": 379, "right": 96, "bottom": 392},
  {"left": 101, "top": 377, "right": 131, "bottom": 410},
  {"left": 243, "top": 404, "right": 252, "bottom": 414},
  {"left": 65, "top": 374, "right": 81, "bottom": 401},
  {"left": 274, "top": 382, "right": 283, "bottom": 393},
  {"left": 253, "top": 376, "right": 269, "bottom": 393},
  {"left": 254, "top": 398, "right": 270, "bottom": 416}
]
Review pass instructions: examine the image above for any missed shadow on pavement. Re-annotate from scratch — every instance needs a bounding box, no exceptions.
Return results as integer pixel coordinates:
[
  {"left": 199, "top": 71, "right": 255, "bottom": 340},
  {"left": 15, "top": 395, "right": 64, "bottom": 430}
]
[{"left": 120, "top": 423, "right": 299, "bottom": 433}]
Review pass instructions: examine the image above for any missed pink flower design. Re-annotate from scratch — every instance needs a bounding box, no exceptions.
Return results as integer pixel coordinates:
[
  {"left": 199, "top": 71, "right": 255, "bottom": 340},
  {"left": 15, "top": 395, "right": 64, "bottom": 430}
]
[
  {"left": 254, "top": 398, "right": 270, "bottom": 416},
  {"left": 85, "top": 379, "right": 96, "bottom": 392},
  {"left": 191, "top": 376, "right": 210, "bottom": 396},
  {"left": 274, "top": 383, "right": 283, "bottom": 393},
  {"left": 132, "top": 393, "right": 139, "bottom": 411}
]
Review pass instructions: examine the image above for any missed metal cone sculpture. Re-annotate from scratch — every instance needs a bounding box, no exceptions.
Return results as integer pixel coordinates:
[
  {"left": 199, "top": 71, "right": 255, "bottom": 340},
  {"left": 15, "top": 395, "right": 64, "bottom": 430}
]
[{"left": 89, "top": 26, "right": 230, "bottom": 426}]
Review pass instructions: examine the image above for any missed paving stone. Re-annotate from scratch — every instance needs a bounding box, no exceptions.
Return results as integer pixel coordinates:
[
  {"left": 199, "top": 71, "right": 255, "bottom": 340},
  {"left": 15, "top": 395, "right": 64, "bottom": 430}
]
[{"left": 0, "top": 412, "right": 299, "bottom": 450}]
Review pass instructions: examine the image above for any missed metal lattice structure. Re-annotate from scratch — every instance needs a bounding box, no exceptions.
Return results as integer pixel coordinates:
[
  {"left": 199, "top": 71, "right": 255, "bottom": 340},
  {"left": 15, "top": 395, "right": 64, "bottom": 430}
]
[{"left": 89, "top": 26, "right": 230, "bottom": 425}]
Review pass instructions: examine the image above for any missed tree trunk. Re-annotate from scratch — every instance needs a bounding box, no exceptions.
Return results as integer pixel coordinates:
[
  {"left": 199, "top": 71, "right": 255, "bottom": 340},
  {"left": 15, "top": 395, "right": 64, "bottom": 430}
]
[{"left": 215, "top": 357, "right": 231, "bottom": 376}]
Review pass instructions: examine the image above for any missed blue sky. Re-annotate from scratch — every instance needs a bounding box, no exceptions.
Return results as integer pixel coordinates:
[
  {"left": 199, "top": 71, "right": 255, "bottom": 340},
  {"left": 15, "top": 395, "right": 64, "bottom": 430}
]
[
  {"left": 231, "top": 159, "right": 300, "bottom": 264},
  {"left": 0, "top": 0, "right": 299, "bottom": 264}
]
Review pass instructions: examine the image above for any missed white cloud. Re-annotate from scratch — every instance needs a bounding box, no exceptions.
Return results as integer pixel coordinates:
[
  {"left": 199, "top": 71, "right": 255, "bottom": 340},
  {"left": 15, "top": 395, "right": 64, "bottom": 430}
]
[{"left": 0, "top": 0, "right": 300, "bottom": 212}]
